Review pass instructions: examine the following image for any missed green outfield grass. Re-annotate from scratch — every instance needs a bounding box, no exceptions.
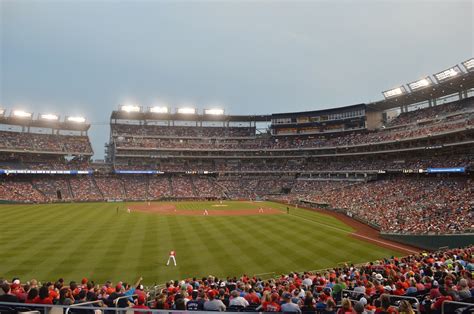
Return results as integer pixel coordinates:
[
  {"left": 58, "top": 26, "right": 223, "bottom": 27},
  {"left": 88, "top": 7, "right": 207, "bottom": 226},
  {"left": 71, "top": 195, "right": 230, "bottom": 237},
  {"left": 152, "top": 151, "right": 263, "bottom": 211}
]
[{"left": 0, "top": 201, "right": 403, "bottom": 285}]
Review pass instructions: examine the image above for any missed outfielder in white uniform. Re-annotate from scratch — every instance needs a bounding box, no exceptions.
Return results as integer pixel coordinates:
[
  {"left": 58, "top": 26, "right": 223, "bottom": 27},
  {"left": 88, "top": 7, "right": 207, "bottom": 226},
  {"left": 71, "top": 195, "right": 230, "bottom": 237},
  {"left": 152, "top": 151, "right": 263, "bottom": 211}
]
[
  {"left": 166, "top": 250, "right": 177, "bottom": 266},
  {"left": 203, "top": 209, "right": 209, "bottom": 216}
]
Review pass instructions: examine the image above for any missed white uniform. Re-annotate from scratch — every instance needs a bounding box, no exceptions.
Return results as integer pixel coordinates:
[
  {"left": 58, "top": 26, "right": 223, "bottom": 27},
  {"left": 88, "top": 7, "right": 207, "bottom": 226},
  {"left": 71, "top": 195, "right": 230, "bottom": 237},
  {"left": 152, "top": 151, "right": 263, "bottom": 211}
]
[
  {"left": 127, "top": 208, "right": 131, "bottom": 213},
  {"left": 203, "top": 209, "right": 209, "bottom": 215},
  {"left": 166, "top": 250, "right": 177, "bottom": 266},
  {"left": 259, "top": 207, "right": 264, "bottom": 213}
]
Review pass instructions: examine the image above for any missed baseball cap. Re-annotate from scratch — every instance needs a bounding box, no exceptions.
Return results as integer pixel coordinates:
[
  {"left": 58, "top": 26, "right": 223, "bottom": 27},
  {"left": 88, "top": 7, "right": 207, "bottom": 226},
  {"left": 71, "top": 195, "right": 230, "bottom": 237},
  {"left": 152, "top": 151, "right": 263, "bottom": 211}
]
[
  {"left": 282, "top": 292, "right": 292, "bottom": 299},
  {"left": 271, "top": 293, "right": 280, "bottom": 301},
  {"left": 220, "top": 282, "right": 226, "bottom": 287},
  {"left": 384, "top": 285, "right": 392, "bottom": 291},
  {"left": 208, "top": 290, "right": 216, "bottom": 298}
]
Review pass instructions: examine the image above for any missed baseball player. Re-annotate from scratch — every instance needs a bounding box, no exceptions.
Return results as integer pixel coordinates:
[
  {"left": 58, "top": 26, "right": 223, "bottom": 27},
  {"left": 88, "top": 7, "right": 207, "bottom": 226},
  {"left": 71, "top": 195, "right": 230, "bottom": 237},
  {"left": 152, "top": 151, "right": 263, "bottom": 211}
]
[
  {"left": 259, "top": 207, "right": 264, "bottom": 213},
  {"left": 203, "top": 209, "right": 209, "bottom": 216},
  {"left": 166, "top": 250, "right": 177, "bottom": 266},
  {"left": 127, "top": 208, "right": 131, "bottom": 214}
]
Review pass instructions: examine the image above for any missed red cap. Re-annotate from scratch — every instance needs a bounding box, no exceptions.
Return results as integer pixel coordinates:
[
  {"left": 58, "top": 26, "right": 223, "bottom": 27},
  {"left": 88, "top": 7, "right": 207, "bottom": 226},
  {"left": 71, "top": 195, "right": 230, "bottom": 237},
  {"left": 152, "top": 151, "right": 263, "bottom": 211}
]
[{"left": 208, "top": 290, "right": 216, "bottom": 298}]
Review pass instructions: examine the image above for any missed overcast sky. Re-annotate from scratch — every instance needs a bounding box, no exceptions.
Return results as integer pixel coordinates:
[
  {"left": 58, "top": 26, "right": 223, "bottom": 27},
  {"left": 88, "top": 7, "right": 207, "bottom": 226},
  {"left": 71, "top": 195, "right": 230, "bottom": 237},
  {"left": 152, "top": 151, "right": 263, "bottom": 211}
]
[{"left": 1, "top": 0, "right": 472, "bottom": 158}]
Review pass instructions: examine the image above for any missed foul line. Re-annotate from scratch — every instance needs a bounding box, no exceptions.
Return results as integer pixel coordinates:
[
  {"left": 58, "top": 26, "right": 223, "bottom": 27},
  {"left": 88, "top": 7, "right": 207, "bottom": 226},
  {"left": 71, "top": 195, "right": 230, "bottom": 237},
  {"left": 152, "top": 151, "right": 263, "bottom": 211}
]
[{"left": 287, "top": 213, "right": 418, "bottom": 254}]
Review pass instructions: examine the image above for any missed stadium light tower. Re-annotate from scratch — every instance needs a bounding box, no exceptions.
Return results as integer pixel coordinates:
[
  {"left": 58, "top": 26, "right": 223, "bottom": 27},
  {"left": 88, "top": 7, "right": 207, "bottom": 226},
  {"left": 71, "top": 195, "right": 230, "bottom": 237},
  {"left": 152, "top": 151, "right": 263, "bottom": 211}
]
[
  {"left": 177, "top": 107, "right": 196, "bottom": 114},
  {"left": 204, "top": 108, "right": 225, "bottom": 115},
  {"left": 40, "top": 113, "right": 59, "bottom": 121},
  {"left": 462, "top": 58, "right": 474, "bottom": 72},
  {"left": 12, "top": 110, "right": 32, "bottom": 118},
  {"left": 150, "top": 106, "right": 169, "bottom": 114},
  {"left": 120, "top": 104, "right": 141, "bottom": 113},
  {"left": 67, "top": 116, "right": 86, "bottom": 123},
  {"left": 382, "top": 86, "right": 407, "bottom": 99},
  {"left": 407, "top": 76, "right": 434, "bottom": 92},
  {"left": 0, "top": 108, "right": 5, "bottom": 116},
  {"left": 434, "top": 65, "right": 463, "bottom": 83}
]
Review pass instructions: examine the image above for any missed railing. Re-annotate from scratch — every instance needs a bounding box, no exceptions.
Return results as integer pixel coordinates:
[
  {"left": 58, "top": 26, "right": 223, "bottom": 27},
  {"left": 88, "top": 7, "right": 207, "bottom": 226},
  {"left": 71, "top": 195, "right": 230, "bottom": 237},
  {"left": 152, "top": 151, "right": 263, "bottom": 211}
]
[
  {"left": 441, "top": 300, "right": 474, "bottom": 314},
  {"left": 340, "top": 289, "right": 421, "bottom": 314},
  {"left": 113, "top": 294, "right": 138, "bottom": 306},
  {"left": 0, "top": 301, "right": 269, "bottom": 314},
  {"left": 65, "top": 300, "right": 105, "bottom": 314}
]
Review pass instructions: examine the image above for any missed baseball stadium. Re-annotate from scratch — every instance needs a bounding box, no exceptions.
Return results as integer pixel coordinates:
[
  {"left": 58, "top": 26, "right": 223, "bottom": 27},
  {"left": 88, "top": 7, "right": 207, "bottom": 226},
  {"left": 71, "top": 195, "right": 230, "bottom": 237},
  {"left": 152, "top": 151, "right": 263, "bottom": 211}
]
[{"left": 1, "top": 1, "right": 473, "bottom": 314}]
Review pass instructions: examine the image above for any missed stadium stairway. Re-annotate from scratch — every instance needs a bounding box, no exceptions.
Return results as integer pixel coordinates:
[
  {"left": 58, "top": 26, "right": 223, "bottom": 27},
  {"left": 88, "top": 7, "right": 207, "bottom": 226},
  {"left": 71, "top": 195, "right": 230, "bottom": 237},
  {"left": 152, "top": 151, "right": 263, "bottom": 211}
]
[
  {"left": 167, "top": 176, "right": 174, "bottom": 196},
  {"left": 190, "top": 176, "right": 198, "bottom": 197},
  {"left": 91, "top": 176, "right": 105, "bottom": 200},
  {"left": 31, "top": 181, "right": 48, "bottom": 201}
]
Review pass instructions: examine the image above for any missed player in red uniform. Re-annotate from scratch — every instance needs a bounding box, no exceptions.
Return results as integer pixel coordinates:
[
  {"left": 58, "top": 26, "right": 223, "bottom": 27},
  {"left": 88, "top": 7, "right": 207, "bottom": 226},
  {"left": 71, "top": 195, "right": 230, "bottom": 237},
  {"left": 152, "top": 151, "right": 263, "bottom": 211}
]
[{"left": 166, "top": 250, "right": 177, "bottom": 266}]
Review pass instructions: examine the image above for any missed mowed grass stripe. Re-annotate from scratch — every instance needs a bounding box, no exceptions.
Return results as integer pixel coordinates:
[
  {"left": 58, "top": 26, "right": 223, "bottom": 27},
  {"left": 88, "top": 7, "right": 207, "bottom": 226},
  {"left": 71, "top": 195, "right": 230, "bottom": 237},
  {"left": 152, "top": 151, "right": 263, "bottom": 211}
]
[
  {"left": 45, "top": 204, "right": 125, "bottom": 280},
  {"left": 135, "top": 213, "right": 159, "bottom": 279},
  {"left": 200, "top": 216, "right": 271, "bottom": 276},
  {"left": 0, "top": 204, "right": 79, "bottom": 242},
  {"left": 240, "top": 215, "right": 318, "bottom": 271},
  {"left": 89, "top": 209, "right": 140, "bottom": 281},
  {"left": 1, "top": 203, "right": 103, "bottom": 279},
  {"left": 0, "top": 204, "right": 95, "bottom": 261}
]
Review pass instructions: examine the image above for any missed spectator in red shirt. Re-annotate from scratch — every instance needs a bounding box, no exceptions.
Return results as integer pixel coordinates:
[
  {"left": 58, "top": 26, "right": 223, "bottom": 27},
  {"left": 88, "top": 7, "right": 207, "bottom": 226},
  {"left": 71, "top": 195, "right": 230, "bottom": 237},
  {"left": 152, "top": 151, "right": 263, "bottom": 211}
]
[
  {"left": 132, "top": 296, "right": 150, "bottom": 314},
  {"left": 261, "top": 292, "right": 281, "bottom": 312},
  {"left": 33, "top": 286, "right": 53, "bottom": 304}
]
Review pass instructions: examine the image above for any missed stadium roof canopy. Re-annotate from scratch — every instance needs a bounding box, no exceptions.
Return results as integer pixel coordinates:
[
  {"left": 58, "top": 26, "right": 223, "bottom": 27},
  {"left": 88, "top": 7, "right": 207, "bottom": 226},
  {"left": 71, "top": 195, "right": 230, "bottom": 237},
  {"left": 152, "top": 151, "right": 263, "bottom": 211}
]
[
  {"left": 0, "top": 115, "right": 91, "bottom": 131},
  {"left": 367, "top": 68, "right": 474, "bottom": 111},
  {"left": 110, "top": 111, "right": 271, "bottom": 122}
]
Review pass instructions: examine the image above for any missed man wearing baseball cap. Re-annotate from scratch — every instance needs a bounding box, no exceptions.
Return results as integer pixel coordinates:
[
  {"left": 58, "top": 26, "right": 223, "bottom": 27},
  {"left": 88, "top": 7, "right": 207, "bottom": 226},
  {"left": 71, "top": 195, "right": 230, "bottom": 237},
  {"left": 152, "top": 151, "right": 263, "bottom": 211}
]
[
  {"left": 280, "top": 292, "right": 301, "bottom": 313},
  {"left": 203, "top": 290, "right": 226, "bottom": 311}
]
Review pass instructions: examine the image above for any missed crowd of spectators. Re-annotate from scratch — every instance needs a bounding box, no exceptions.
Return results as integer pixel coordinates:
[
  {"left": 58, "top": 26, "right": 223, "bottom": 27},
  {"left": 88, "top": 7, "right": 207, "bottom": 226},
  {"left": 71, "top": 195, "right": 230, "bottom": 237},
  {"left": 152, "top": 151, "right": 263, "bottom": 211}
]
[
  {"left": 305, "top": 177, "right": 473, "bottom": 234},
  {"left": 113, "top": 114, "right": 472, "bottom": 152},
  {"left": 148, "top": 177, "right": 172, "bottom": 199},
  {"left": 386, "top": 100, "right": 473, "bottom": 127},
  {"left": 171, "top": 176, "right": 196, "bottom": 198},
  {"left": 193, "top": 177, "right": 225, "bottom": 198},
  {"left": 0, "top": 172, "right": 472, "bottom": 235},
  {"left": 112, "top": 154, "right": 472, "bottom": 174},
  {"left": 32, "top": 178, "right": 73, "bottom": 202},
  {"left": 0, "top": 131, "right": 93, "bottom": 154},
  {"left": 95, "top": 176, "right": 126, "bottom": 200},
  {"left": 123, "top": 176, "right": 149, "bottom": 200},
  {"left": 1, "top": 246, "right": 472, "bottom": 313},
  {"left": 112, "top": 124, "right": 256, "bottom": 138},
  {"left": 68, "top": 177, "right": 103, "bottom": 201}
]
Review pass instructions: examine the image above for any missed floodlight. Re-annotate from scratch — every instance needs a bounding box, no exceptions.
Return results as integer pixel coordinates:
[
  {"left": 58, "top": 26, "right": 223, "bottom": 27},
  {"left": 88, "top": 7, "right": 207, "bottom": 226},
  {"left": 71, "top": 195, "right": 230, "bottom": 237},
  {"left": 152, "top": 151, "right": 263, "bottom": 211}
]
[
  {"left": 177, "top": 107, "right": 196, "bottom": 114},
  {"left": 0, "top": 109, "right": 5, "bottom": 116},
  {"left": 204, "top": 108, "right": 224, "bottom": 115},
  {"left": 150, "top": 106, "right": 169, "bottom": 114},
  {"left": 408, "top": 76, "right": 434, "bottom": 91},
  {"left": 382, "top": 86, "right": 407, "bottom": 99},
  {"left": 434, "top": 65, "right": 463, "bottom": 83},
  {"left": 67, "top": 116, "right": 86, "bottom": 123},
  {"left": 13, "top": 110, "right": 32, "bottom": 118},
  {"left": 120, "top": 104, "right": 141, "bottom": 112},
  {"left": 462, "top": 58, "right": 474, "bottom": 72},
  {"left": 40, "top": 113, "right": 59, "bottom": 121}
]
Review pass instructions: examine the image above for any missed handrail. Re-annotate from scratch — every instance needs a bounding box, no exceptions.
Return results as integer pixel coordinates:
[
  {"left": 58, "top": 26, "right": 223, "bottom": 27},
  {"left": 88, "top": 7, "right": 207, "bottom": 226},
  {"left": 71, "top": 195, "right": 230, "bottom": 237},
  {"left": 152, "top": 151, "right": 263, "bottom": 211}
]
[
  {"left": 65, "top": 300, "right": 105, "bottom": 314},
  {"left": 441, "top": 300, "right": 474, "bottom": 314},
  {"left": 340, "top": 289, "right": 420, "bottom": 314},
  {"left": 113, "top": 294, "right": 138, "bottom": 306}
]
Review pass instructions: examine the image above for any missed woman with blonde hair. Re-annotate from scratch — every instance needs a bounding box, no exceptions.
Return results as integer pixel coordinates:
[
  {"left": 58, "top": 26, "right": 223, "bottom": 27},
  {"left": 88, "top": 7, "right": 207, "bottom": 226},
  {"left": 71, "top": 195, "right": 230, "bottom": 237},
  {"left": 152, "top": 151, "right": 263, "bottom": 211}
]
[
  {"left": 336, "top": 298, "right": 353, "bottom": 314},
  {"left": 398, "top": 300, "right": 415, "bottom": 314}
]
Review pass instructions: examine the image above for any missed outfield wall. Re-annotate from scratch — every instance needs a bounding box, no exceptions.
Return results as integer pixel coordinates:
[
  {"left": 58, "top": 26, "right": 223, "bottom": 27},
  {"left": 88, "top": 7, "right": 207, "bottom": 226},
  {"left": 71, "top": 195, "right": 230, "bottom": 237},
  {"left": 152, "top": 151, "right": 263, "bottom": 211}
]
[{"left": 380, "top": 233, "right": 474, "bottom": 251}]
